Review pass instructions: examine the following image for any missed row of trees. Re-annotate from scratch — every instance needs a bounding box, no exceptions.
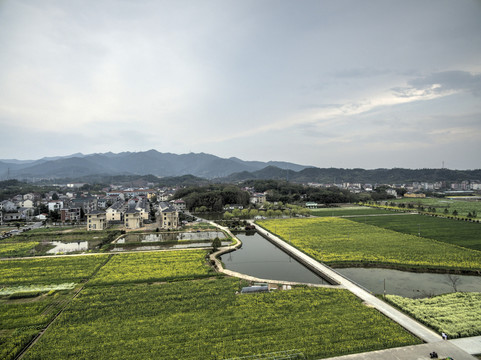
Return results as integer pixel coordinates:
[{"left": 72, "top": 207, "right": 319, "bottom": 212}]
[
  {"left": 244, "top": 180, "right": 395, "bottom": 204},
  {"left": 174, "top": 185, "right": 250, "bottom": 212}
]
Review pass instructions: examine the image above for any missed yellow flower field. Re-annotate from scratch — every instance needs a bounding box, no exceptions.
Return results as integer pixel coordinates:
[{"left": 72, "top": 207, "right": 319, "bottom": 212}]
[{"left": 257, "top": 217, "right": 481, "bottom": 270}]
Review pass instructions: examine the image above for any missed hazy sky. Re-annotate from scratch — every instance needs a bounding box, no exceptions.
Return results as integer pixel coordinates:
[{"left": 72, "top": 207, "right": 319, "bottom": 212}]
[{"left": 1, "top": 0, "right": 480, "bottom": 169}]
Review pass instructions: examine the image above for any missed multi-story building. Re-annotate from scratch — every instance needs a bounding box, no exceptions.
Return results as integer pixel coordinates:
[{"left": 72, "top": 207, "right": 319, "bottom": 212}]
[
  {"left": 60, "top": 208, "right": 81, "bottom": 223},
  {"left": 106, "top": 200, "right": 126, "bottom": 222},
  {"left": 135, "top": 198, "right": 150, "bottom": 221},
  {"left": 124, "top": 206, "right": 143, "bottom": 229},
  {"left": 172, "top": 199, "right": 186, "bottom": 211},
  {"left": 159, "top": 202, "right": 179, "bottom": 229},
  {"left": 86, "top": 210, "right": 107, "bottom": 231}
]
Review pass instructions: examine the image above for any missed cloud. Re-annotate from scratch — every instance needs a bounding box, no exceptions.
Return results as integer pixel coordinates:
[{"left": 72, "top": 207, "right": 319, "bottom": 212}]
[{"left": 392, "top": 71, "right": 481, "bottom": 98}]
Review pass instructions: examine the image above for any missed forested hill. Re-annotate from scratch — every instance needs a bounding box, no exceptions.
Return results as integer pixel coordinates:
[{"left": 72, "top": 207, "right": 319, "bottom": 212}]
[{"left": 220, "top": 166, "right": 481, "bottom": 184}]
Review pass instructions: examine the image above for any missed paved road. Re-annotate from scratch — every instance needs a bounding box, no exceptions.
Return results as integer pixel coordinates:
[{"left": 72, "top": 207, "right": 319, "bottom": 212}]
[
  {"left": 250, "top": 222, "right": 442, "bottom": 343},
  {"left": 325, "top": 341, "right": 478, "bottom": 360},
  {"left": 249, "top": 222, "right": 481, "bottom": 359}
]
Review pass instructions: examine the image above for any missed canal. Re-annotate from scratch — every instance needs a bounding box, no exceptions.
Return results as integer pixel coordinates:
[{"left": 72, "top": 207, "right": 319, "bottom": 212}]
[
  {"left": 223, "top": 232, "right": 330, "bottom": 284},
  {"left": 224, "top": 231, "right": 481, "bottom": 298}
]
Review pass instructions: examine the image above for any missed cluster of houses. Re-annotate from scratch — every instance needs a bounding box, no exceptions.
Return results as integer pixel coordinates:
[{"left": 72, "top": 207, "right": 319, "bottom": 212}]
[
  {"left": 87, "top": 200, "right": 180, "bottom": 231},
  {"left": 307, "top": 180, "right": 481, "bottom": 196},
  {"left": 0, "top": 187, "right": 184, "bottom": 232}
]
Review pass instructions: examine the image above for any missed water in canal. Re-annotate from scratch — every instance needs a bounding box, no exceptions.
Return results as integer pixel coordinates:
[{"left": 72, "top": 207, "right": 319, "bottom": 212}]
[
  {"left": 223, "top": 232, "right": 329, "bottom": 284},
  {"left": 225, "top": 232, "right": 481, "bottom": 297},
  {"left": 335, "top": 267, "right": 481, "bottom": 298}
]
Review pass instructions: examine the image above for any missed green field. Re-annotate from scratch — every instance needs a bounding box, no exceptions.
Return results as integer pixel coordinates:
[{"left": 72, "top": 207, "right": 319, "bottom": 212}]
[
  {"left": 0, "top": 242, "right": 40, "bottom": 257},
  {"left": 311, "top": 206, "right": 395, "bottom": 217},
  {"left": 0, "top": 255, "right": 107, "bottom": 286},
  {"left": 0, "top": 254, "right": 108, "bottom": 360},
  {"left": 257, "top": 217, "right": 481, "bottom": 271},
  {"left": 386, "top": 292, "right": 481, "bottom": 338},
  {"left": 24, "top": 278, "right": 420, "bottom": 360},
  {"left": 12, "top": 227, "right": 119, "bottom": 244},
  {"left": 349, "top": 214, "right": 481, "bottom": 251},
  {"left": 392, "top": 198, "right": 481, "bottom": 218},
  {"left": 1, "top": 248, "right": 423, "bottom": 359},
  {"left": 0, "top": 228, "right": 122, "bottom": 256},
  {"left": 88, "top": 250, "right": 213, "bottom": 285}
]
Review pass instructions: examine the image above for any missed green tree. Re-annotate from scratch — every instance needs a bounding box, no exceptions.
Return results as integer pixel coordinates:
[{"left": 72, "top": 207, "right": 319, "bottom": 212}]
[{"left": 212, "top": 237, "right": 222, "bottom": 251}]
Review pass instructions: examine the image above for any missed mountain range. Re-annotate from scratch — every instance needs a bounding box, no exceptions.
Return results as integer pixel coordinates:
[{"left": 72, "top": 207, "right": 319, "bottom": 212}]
[
  {"left": 0, "top": 150, "right": 310, "bottom": 180},
  {"left": 1, "top": 150, "right": 480, "bottom": 184}
]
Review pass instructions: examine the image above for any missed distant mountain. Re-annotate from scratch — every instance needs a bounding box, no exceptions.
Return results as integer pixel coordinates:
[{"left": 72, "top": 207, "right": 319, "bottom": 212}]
[{"left": 0, "top": 150, "right": 312, "bottom": 180}]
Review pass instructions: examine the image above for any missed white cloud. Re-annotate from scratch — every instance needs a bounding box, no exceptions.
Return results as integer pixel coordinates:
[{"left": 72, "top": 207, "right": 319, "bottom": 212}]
[{"left": 1, "top": 0, "right": 481, "bottom": 168}]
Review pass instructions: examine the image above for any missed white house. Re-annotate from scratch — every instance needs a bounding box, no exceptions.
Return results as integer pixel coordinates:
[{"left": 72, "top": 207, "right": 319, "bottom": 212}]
[{"left": 48, "top": 200, "right": 64, "bottom": 212}]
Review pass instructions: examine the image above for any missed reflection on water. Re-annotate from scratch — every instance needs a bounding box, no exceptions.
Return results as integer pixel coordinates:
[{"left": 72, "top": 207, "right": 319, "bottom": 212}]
[
  {"left": 117, "top": 231, "right": 226, "bottom": 244},
  {"left": 335, "top": 267, "right": 481, "bottom": 298},
  {"left": 224, "top": 233, "right": 328, "bottom": 284},
  {"left": 47, "top": 241, "right": 89, "bottom": 254},
  {"left": 111, "top": 241, "right": 230, "bottom": 252}
]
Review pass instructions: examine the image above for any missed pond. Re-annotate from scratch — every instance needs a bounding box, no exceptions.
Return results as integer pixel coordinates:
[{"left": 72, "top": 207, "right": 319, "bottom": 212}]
[
  {"left": 110, "top": 241, "right": 231, "bottom": 252},
  {"left": 335, "top": 267, "right": 481, "bottom": 298},
  {"left": 117, "top": 231, "right": 226, "bottom": 244},
  {"left": 47, "top": 241, "right": 89, "bottom": 254},
  {"left": 223, "top": 232, "right": 330, "bottom": 285}
]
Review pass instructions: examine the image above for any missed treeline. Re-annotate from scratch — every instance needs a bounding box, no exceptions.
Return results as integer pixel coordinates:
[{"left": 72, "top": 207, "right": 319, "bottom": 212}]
[
  {"left": 0, "top": 180, "right": 59, "bottom": 201},
  {"left": 173, "top": 185, "right": 250, "bottom": 212},
  {"left": 244, "top": 180, "right": 363, "bottom": 204}
]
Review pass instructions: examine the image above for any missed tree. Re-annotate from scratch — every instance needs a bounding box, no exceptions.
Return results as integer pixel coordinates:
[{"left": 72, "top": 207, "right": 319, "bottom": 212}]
[
  {"left": 452, "top": 210, "right": 458, "bottom": 216},
  {"left": 446, "top": 274, "right": 461, "bottom": 292},
  {"left": 52, "top": 192, "right": 59, "bottom": 200},
  {"left": 212, "top": 237, "right": 222, "bottom": 251},
  {"left": 49, "top": 210, "right": 60, "bottom": 223}
]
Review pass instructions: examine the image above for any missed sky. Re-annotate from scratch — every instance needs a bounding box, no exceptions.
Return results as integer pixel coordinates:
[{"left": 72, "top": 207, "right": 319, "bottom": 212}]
[{"left": 1, "top": 0, "right": 480, "bottom": 170}]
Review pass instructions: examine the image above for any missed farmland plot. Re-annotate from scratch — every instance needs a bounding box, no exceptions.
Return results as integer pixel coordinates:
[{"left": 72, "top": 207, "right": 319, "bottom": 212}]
[
  {"left": 24, "top": 278, "right": 420, "bottom": 360},
  {"left": 386, "top": 292, "right": 481, "bottom": 338},
  {"left": 257, "top": 217, "right": 481, "bottom": 271}
]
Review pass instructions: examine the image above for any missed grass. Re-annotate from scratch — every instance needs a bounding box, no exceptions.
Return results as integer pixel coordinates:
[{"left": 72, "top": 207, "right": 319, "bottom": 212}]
[
  {"left": 349, "top": 214, "right": 481, "bottom": 251},
  {"left": 257, "top": 217, "right": 481, "bottom": 271}
]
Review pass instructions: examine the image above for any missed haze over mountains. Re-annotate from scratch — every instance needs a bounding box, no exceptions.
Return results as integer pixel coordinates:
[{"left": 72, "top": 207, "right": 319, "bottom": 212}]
[
  {"left": 0, "top": 150, "right": 310, "bottom": 180},
  {"left": 1, "top": 150, "right": 480, "bottom": 184}
]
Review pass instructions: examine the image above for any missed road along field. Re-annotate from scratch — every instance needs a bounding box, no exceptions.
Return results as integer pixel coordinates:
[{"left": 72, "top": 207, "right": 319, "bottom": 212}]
[
  {"left": 257, "top": 217, "right": 481, "bottom": 272},
  {"left": 1, "top": 248, "right": 421, "bottom": 360}
]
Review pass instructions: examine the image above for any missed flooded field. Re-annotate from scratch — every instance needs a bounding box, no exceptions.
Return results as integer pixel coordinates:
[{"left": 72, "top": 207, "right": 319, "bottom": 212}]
[
  {"left": 116, "top": 231, "right": 226, "bottom": 244},
  {"left": 335, "top": 267, "right": 481, "bottom": 298},
  {"left": 47, "top": 241, "right": 89, "bottom": 254},
  {"left": 110, "top": 241, "right": 231, "bottom": 252}
]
